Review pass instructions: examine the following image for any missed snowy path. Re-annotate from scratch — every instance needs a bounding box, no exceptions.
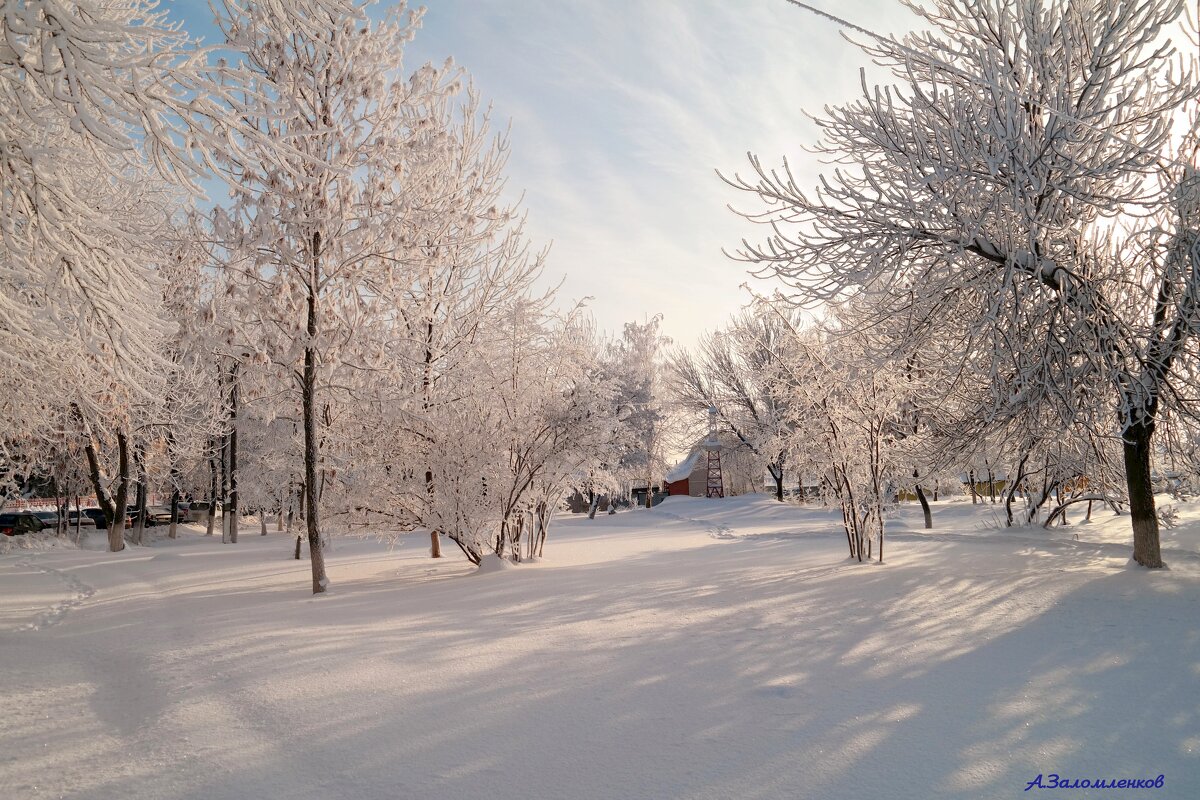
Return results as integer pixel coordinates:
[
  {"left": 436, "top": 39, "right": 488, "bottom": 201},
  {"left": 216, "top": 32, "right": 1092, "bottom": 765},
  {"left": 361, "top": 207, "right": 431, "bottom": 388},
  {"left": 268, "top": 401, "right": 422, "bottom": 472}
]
[
  {"left": 2, "top": 498, "right": 1199, "bottom": 799},
  {"left": 3, "top": 558, "right": 96, "bottom": 632}
]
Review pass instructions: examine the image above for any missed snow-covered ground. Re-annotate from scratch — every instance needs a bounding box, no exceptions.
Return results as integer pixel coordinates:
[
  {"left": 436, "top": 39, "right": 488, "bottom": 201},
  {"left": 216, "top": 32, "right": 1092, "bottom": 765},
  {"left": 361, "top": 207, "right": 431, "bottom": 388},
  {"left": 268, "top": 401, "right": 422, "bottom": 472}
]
[{"left": 2, "top": 496, "right": 1198, "bottom": 799}]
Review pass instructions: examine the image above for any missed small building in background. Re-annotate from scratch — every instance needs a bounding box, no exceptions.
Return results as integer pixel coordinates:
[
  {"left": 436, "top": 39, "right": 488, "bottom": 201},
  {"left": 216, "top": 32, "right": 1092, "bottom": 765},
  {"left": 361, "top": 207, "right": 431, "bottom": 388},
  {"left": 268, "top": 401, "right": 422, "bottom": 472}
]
[{"left": 665, "top": 449, "right": 706, "bottom": 497}]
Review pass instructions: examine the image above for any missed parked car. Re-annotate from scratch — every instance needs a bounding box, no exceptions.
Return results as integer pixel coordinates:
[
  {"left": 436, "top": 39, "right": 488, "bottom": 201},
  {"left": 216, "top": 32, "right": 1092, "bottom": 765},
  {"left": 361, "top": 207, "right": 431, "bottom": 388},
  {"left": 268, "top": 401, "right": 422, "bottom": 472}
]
[
  {"left": 66, "top": 511, "right": 97, "bottom": 529},
  {"left": 145, "top": 506, "right": 176, "bottom": 526},
  {"left": 123, "top": 504, "right": 178, "bottom": 526},
  {"left": 81, "top": 507, "right": 132, "bottom": 529},
  {"left": 30, "top": 510, "right": 61, "bottom": 528},
  {"left": 185, "top": 501, "right": 212, "bottom": 523},
  {"left": 0, "top": 512, "right": 45, "bottom": 536}
]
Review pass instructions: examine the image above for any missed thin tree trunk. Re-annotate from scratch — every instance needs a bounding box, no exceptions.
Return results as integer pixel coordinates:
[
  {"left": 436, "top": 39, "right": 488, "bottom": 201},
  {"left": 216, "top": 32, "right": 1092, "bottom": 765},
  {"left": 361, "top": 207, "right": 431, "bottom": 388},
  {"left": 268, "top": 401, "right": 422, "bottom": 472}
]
[
  {"left": 428, "top": 469, "right": 442, "bottom": 558},
  {"left": 1005, "top": 455, "right": 1029, "bottom": 528},
  {"left": 219, "top": 378, "right": 232, "bottom": 543},
  {"left": 168, "top": 485, "right": 180, "bottom": 540},
  {"left": 1124, "top": 422, "right": 1163, "bottom": 567},
  {"left": 55, "top": 487, "right": 65, "bottom": 537},
  {"left": 111, "top": 430, "right": 130, "bottom": 551},
  {"left": 304, "top": 230, "right": 329, "bottom": 594},
  {"left": 771, "top": 464, "right": 784, "bottom": 502},
  {"left": 132, "top": 444, "right": 147, "bottom": 546},
  {"left": 85, "top": 429, "right": 129, "bottom": 552},
  {"left": 206, "top": 443, "right": 218, "bottom": 537},
  {"left": 167, "top": 428, "right": 182, "bottom": 540},
  {"left": 914, "top": 484, "right": 932, "bottom": 529},
  {"left": 228, "top": 361, "right": 239, "bottom": 543}
]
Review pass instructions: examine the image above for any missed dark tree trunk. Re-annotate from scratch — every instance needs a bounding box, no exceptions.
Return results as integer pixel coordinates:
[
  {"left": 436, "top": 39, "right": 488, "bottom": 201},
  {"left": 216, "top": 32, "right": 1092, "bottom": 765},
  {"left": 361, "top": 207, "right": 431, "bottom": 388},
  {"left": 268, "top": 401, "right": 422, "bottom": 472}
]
[
  {"left": 80, "top": 420, "right": 129, "bottom": 551},
  {"left": 218, "top": 370, "right": 232, "bottom": 543},
  {"left": 112, "top": 432, "right": 131, "bottom": 551},
  {"left": 770, "top": 464, "right": 784, "bottom": 502},
  {"left": 914, "top": 484, "right": 932, "bottom": 529},
  {"left": 132, "top": 448, "right": 148, "bottom": 546},
  {"left": 205, "top": 445, "right": 218, "bottom": 537},
  {"left": 228, "top": 362, "right": 239, "bottom": 543},
  {"left": 168, "top": 476, "right": 181, "bottom": 540},
  {"left": 426, "top": 470, "right": 441, "bottom": 558},
  {"left": 1004, "top": 455, "right": 1029, "bottom": 528},
  {"left": 1123, "top": 422, "right": 1163, "bottom": 568},
  {"left": 87, "top": 431, "right": 129, "bottom": 551},
  {"left": 304, "top": 230, "right": 329, "bottom": 594}
]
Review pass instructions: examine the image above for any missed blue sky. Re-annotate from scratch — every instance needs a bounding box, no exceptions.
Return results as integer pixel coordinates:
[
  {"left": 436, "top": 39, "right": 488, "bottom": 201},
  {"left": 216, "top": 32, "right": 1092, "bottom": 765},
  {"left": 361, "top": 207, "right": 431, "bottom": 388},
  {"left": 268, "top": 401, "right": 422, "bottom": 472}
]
[{"left": 164, "top": 0, "right": 916, "bottom": 347}]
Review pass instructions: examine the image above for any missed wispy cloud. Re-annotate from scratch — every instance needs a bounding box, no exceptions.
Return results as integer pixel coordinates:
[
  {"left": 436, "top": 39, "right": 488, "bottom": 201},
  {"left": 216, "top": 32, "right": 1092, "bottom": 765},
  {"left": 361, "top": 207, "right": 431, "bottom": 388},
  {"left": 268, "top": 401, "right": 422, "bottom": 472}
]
[{"left": 168, "top": 0, "right": 919, "bottom": 345}]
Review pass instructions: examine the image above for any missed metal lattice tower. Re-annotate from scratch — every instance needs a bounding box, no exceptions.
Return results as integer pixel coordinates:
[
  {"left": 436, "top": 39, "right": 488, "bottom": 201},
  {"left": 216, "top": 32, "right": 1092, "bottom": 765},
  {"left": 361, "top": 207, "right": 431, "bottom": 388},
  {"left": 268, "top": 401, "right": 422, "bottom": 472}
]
[{"left": 704, "top": 406, "right": 724, "bottom": 498}]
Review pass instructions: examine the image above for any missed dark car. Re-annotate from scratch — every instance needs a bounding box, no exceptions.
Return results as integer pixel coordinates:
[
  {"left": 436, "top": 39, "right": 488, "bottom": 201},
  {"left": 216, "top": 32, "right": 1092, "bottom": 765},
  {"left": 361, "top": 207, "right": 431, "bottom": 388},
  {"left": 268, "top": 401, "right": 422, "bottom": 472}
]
[
  {"left": 145, "top": 506, "right": 176, "bottom": 526},
  {"left": 31, "top": 510, "right": 61, "bottom": 528},
  {"left": 0, "top": 512, "right": 45, "bottom": 536},
  {"left": 66, "top": 511, "right": 97, "bottom": 529},
  {"left": 81, "top": 508, "right": 132, "bottom": 530},
  {"left": 125, "top": 504, "right": 172, "bottom": 526}
]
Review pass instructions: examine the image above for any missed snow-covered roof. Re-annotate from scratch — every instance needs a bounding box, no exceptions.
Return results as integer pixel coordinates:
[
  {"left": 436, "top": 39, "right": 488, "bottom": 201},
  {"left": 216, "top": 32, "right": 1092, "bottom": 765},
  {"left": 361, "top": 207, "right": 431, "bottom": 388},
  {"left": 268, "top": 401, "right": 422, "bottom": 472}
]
[{"left": 665, "top": 450, "right": 703, "bottom": 483}]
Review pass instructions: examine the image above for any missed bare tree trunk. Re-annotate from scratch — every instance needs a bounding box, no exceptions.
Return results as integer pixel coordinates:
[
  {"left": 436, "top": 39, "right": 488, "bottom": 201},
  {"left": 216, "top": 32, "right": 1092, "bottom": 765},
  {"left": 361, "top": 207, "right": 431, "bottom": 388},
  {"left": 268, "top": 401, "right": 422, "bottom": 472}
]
[
  {"left": 968, "top": 470, "right": 978, "bottom": 504},
  {"left": 132, "top": 444, "right": 147, "bottom": 546},
  {"left": 55, "top": 487, "right": 65, "bottom": 537},
  {"left": 228, "top": 361, "right": 240, "bottom": 543},
  {"left": 914, "top": 484, "right": 932, "bottom": 529},
  {"left": 286, "top": 479, "right": 299, "bottom": 534},
  {"left": 1124, "top": 422, "right": 1163, "bottom": 567},
  {"left": 304, "top": 230, "right": 329, "bottom": 594},
  {"left": 421, "top": 316, "right": 444, "bottom": 559},
  {"left": 206, "top": 445, "right": 218, "bottom": 537},
  {"left": 536, "top": 501, "right": 551, "bottom": 557},
  {"left": 168, "top": 485, "right": 180, "bottom": 540},
  {"left": 427, "top": 468, "right": 442, "bottom": 558},
  {"left": 111, "top": 430, "right": 130, "bottom": 551},
  {"left": 770, "top": 464, "right": 784, "bottom": 501},
  {"left": 219, "top": 375, "right": 232, "bottom": 543},
  {"left": 1004, "top": 455, "right": 1028, "bottom": 528},
  {"left": 81, "top": 422, "right": 126, "bottom": 551},
  {"left": 167, "top": 428, "right": 182, "bottom": 539}
]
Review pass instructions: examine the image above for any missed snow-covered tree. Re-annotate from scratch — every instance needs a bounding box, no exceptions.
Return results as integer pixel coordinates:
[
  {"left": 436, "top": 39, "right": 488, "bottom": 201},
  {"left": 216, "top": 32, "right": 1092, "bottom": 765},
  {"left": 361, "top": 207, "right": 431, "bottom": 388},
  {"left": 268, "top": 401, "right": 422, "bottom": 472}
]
[
  {"left": 611, "top": 316, "right": 673, "bottom": 506},
  {"left": 208, "top": 0, "right": 464, "bottom": 592},
  {"left": 725, "top": 0, "right": 1200, "bottom": 567}
]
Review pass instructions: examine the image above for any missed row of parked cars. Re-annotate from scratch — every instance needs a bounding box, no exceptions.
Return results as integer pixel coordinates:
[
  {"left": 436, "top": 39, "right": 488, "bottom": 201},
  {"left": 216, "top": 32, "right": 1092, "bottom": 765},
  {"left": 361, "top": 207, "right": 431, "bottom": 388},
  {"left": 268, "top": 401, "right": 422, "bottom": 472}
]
[{"left": 0, "top": 502, "right": 214, "bottom": 536}]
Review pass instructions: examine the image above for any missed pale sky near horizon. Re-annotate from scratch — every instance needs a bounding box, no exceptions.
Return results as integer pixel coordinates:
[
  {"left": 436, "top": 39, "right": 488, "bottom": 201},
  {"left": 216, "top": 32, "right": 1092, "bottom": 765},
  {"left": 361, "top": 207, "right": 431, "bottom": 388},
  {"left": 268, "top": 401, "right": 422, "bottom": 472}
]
[{"left": 165, "top": 0, "right": 917, "bottom": 348}]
